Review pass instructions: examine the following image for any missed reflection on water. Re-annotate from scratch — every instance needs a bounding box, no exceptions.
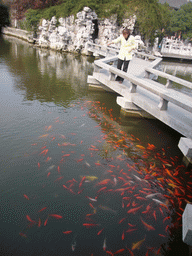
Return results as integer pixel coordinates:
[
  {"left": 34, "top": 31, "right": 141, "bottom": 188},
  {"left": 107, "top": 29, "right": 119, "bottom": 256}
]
[
  {"left": 158, "top": 60, "right": 192, "bottom": 96},
  {"left": 0, "top": 35, "right": 191, "bottom": 256}
]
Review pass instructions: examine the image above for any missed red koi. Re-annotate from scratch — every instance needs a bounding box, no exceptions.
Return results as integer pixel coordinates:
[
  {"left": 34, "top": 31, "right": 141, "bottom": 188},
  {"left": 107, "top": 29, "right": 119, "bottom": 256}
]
[
  {"left": 38, "top": 218, "right": 41, "bottom": 227},
  {"left": 83, "top": 223, "right": 99, "bottom": 227},
  {"left": 153, "top": 210, "right": 157, "bottom": 221},
  {"left": 38, "top": 207, "right": 47, "bottom": 212},
  {"left": 97, "top": 228, "right": 104, "bottom": 235},
  {"left": 23, "top": 194, "right": 29, "bottom": 200},
  {"left": 79, "top": 176, "right": 86, "bottom": 188},
  {"left": 26, "top": 215, "right": 35, "bottom": 223},
  {"left": 118, "top": 218, "right": 126, "bottom": 224},
  {"left": 44, "top": 217, "right": 49, "bottom": 226},
  {"left": 114, "top": 249, "right": 125, "bottom": 255},
  {"left": 77, "top": 158, "right": 83, "bottom": 162},
  {"left": 49, "top": 214, "right": 63, "bottom": 219},
  {"left": 106, "top": 251, "right": 113, "bottom": 256},
  {"left": 126, "top": 228, "right": 137, "bottom": 233},
  {"left": 19, "top": 232, "right": 27, "bottom": 238},
  {"left": 122, "top": 230, "right": 125, "bottom": 240},
  {"left": 63, "top": 231, "right": 72, "bottom": 234},
  {"left": 163, "top": 216, "right": 170, "bottom": 223},
  {"left": 38, "top": 162, "right": 40, "bottom": 168},
  {"left": 97, "top": 187, "right": 107, "bottom": 194},
  {"left": 47, "top": 172, "right": 51, "bottom": 177}
]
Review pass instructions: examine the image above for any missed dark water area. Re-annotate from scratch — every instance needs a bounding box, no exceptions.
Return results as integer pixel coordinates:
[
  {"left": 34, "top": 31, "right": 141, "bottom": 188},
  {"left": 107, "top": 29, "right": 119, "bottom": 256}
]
[{"left": 0, "top": 35, "right": 192, "bottom": 256}]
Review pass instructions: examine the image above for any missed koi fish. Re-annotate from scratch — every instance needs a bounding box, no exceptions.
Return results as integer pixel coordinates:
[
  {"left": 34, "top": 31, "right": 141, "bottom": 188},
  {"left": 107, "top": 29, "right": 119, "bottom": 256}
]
[
  {"left": 85, "top": 196, "right": 97, "bottom": 202},
  {"left": 98, "top": 205, "right": 117, "bottom": 214},
  {"left": 47, "top": 165, "right": 55, "bottom": 171},
  {"left": 81, "top": 175, "right": 98, "bottom": 181},
  {"left": 83, "top": 223, "right": 99, "bottom": 227},
  {"left": 38, "top": 162, "right": 40, "bottom": 168},
  {"left": 26, "top": 215, "right": 35, "bottom": 223},
  {"left": 54, "top": 176, "right": 64, "bottom": 182},
  {"left": 146, "top": 193, "right": 161, "bottom": 198},
  {"left": 63, "top": 231, "right": 72, "bottom": 234},
  {"left": 19, "top": 232, "right": 27, "bottom": 238},
  {"left": 127, "top": 205, "right": 143, "bottom": 214},
  {"left": 118, "top": 218, "right": 126, "bottom": 224},
  {"left": 140, "top": 217, "right": 155, "bottom": 231},
  {"left": 114, "top": 249, "right": 125, "bottom": 255},
  {"left": 38, "top": 207, "right": 47, "bottom": 212},
  {"left": 97, "top": 228, "right": 104, "bottom": 235},
  {"left": 39, "top": 134, "right": 49, "bottom": 138},
  {"left": 23, "top": 194, "right": 29, "bottom": 200},
  {"left": 97, "top": 187, "right": 107, "bottom": 194},
  {"left": 44, "top": 217, "right": 49, "bottom": 226},
  {"left": 132, "top": 236, "right": 145, "bottom": 250},
  {"left": 47, "top": 172, "right": 51, "bottom": 177},
  {"left": 38, "top": 218, "right": 41, "bottom": 227},
  {"left": 103, "top": 237, "right": 107, "bottom": 251},
  {"left": 49, "top": 214, "right": 63, "bottom": 219},
  {"left": 122, "top": 230, "right": 125, "bottom": 240}
]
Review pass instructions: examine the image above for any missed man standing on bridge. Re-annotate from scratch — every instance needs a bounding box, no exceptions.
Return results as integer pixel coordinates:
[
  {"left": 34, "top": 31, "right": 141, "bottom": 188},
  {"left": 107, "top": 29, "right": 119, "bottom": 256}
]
[{"left": 107, "top": 28, "right": 136, "bottom": 83}]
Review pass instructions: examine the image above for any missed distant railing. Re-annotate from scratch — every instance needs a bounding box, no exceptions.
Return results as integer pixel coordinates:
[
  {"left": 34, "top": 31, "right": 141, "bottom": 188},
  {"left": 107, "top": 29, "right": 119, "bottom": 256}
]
[{"left": 161, "top": 42, "right": 192, "bottom": 57}]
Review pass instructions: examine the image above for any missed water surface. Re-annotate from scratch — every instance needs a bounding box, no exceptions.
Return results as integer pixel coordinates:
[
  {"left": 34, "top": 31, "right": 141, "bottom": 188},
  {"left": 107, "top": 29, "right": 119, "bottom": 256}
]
[{"left": 0, "top": 35, "right": 191, "bottom": 256}]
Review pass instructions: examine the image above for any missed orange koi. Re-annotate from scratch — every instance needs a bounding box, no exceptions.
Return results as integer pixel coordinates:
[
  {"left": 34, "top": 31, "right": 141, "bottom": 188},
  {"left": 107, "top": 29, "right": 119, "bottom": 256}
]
[
  {"left": 38, "top": 162, "right": 40, "bottom": 168},
  {"left": 140, "top": 217, "right": 155, "bottom": 231},
  {"left": 54, "top": 176, "right": 64, "bottom": 182},
  {"left": 153, "top": 210, "right": 157, "bottom": 221},
  {"left": 97, "top": 187, "right": 107, "bottom": 194},
  {"left": 127, "top": 205, "right": 143, "bottom": 214},
  {"left": 39, "top": 134, "right": 49, "bottom": 138},
  {"left": 83, "top": 223, "right": 99, "bottom": 227},
  {"left": 47, "top": 172, "right": 51, "bottom": 177}
]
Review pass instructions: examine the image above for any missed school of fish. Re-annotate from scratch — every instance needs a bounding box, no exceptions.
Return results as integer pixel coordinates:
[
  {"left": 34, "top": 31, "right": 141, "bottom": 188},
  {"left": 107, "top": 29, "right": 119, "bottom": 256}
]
[{"left": 20, "top": 100, "right": 192, "bottom": 256}]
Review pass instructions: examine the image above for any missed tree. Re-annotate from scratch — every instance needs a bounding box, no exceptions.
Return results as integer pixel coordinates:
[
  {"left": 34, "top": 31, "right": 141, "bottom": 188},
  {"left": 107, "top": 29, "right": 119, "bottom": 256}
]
[
  {"left": 0, "top": 2, "right": 10, "bottom": 31},
  {"left": 167, "top": 2, "right": 192, "bottom": 39}
]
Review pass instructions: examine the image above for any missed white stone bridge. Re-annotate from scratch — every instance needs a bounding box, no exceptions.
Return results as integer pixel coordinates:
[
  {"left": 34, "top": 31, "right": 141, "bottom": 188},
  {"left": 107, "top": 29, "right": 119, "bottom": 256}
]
[{"left": 86, "top": 42, "right": 192, "bottom": 163}]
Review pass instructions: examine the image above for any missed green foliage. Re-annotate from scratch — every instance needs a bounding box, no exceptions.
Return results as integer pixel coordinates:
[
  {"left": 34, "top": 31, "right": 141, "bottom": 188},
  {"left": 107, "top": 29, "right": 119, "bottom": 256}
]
[
  {"left": 25, "top": 9, "right": 41, "bottom": 31},
  {"left": 166, "top": 2, "right": 192, "bottom": 39},
  {"left": 0, "top": 3, "right": 10, "bottom": 28}
]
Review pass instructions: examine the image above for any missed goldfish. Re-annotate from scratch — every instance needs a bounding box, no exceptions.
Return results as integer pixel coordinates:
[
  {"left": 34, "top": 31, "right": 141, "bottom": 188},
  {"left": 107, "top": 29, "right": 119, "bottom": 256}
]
[
  {"left": 114, "top": 249, "right": 125, "bottom": 254},
  {"left": 63, "top": 231, "right": 72, "bottom": 234},
  {"left": 83, "top": 223, "right": 99, "bottom": 227},
  {"left": 44, "top": 217, "right": 49, "bottom": 226},
  {"left": 81, "top": 175, "right": 98, "bottom": 181},
  {"left": 26, "top": 215, "right": 35, "bottom": 223},
  {"left": 23, "top": 194, "right": 29, "bottom": 200},
  {"left": 97, "top": 228, "right": 104, "bottom": 235},
  {"left": 38, "top": 218, "right": 41, "bottom": 227},
  {"left": 127, "top": 205, "right": 143, "bottom": 214},
  {"left": 38, "top": 134, "right": 49, "bottom": 138},
  {"left": 38, "top": 207, "right": 47, "bottom": 212},
  {"left": 98, "top": 205, "right": 117, "bottom": 214},
  {"left": 140, "top": 217, "right": 155, "bottom": 231},
  {"left": 132, "top": 236, "right": 146, "bottom": 250},
  {"left": 85, "top": 196, "right": 97, "bottom": 202},
  {"left": 49, "top": 214, "right": 63, "bottom": 219},
  {"left": 103, "top": 237, "right": 107, "bottom": 251}
]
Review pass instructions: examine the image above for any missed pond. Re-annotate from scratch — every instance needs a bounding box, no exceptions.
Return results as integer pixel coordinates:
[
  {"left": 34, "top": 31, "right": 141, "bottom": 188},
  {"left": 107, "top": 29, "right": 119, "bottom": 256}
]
[{"left": 0, "top": 35, "right": 192, "bottom": 256}]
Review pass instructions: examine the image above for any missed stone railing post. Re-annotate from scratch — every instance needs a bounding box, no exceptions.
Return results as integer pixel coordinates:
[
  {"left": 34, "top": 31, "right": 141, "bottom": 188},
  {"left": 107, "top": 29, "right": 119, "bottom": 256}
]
[{"left": 158, "top": 98, "right": 168, "bottom": 110}]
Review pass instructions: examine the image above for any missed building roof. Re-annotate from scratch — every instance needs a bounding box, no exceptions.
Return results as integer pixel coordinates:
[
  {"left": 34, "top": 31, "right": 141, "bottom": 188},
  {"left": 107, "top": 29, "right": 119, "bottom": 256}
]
[{"left": 158, "top": 0, "right": 190, "bottom": 9}]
